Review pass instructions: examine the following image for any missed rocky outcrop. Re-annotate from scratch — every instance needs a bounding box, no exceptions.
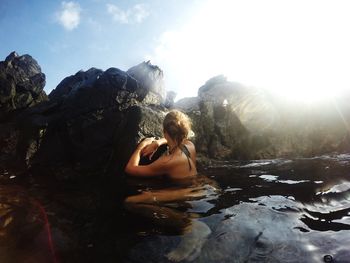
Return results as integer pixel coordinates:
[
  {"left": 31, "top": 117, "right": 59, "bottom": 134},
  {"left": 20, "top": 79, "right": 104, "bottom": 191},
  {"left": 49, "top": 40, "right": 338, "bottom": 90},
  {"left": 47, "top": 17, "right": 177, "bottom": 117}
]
[
  {"left": 164, "top": 91, "right": 177, "bottom": 109},
  {"left": 0, "top": 52, "right": 47, "bottom": 120},
  {"left": 176, "top": 76, "right": 250, "bottom": 159},
  {"left": 0, "top": 53, "right": 168, "bottom": 180},
  {"left": 0, "top": 52, "right": 48, "bottom": 173},
  {"left": 127, "top": 61, "right": 166, "bottom": 105},
  {"left": 1, "top": 51, "right": 350, "bottom": 179},
  {"left": 17, "top": 62, "right": 167, "bottom": 180},
  {"left": 176, "top": 75, "right": 350, "bottom": 159}
]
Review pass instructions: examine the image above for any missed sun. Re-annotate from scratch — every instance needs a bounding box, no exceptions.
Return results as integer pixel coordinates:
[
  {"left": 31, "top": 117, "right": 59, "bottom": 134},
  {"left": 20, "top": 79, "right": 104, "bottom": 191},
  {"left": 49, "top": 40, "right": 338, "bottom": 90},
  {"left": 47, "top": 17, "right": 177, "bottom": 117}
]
[{"left": 150, "top": 0, "right": 350, "bottom": 103}]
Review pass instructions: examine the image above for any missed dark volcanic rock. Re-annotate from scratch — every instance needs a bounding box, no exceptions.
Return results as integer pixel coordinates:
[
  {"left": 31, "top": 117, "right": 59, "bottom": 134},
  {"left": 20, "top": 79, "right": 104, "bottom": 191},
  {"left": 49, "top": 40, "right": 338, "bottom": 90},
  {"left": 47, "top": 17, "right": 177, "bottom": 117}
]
[
  {"left": 176, "top": 76, "right": 250, "bottom": 159},
  {"left": 2, "top": 50, "right": 349, "bottom": 178},
  {"left": 0, "top": 52, "right": 47, "bottom": 119},
  {"left": 0, "top": 52, "right": 48, "bottom": 173},
  {"left": 176, "top": 75, "right": 350, "bottom": 159},
  {"left": 49, "top": 67, "right": 103, "bottom": 102},
  {"left": 14, "top": 59, "right": 167, "bottom": 180}
]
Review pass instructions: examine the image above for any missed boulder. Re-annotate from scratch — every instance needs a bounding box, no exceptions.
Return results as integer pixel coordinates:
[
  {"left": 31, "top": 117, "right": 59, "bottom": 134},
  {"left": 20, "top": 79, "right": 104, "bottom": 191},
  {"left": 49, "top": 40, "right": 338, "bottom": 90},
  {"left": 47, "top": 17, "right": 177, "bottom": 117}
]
[
  {"left": 175, "top": 97, "right": 199, "bottom": 112},
  {"left": 164, "top": 91, "right": 177, "bottom": 109},
  {"left": 14, "top": 59, "right": 167, "bottom": 180},
  {"left": 176, "top": 76, "right": 250, "bottom": 159},
  {"left": 49, "top": 67, "right": 103, "bottom": 102},
  {"left": 176, "top": 75, "right": 350, "bottom": 159},
  {"left": 0, "top": 52, "right": 47, "bottom": 120},
  {"left": 0, "top": 52, "right": 48, "bottom": 173},
  {"left": 127, "top": 61, "right": 166, "bottom": 105}
]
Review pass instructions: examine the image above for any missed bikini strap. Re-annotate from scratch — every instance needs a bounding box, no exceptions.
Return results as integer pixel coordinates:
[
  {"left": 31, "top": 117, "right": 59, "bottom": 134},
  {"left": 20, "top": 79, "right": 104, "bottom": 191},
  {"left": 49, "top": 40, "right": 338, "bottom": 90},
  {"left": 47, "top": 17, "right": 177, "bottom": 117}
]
[{"left": 180, "top": 144, "right": 192, "bottom": 171}]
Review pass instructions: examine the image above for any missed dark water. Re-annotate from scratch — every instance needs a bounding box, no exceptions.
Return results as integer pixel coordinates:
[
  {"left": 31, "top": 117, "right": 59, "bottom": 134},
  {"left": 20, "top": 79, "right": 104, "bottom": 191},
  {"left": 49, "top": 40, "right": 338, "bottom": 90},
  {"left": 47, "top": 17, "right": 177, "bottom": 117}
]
[{"left": 1, "top": 154, "right": 350, "bottom": 262}]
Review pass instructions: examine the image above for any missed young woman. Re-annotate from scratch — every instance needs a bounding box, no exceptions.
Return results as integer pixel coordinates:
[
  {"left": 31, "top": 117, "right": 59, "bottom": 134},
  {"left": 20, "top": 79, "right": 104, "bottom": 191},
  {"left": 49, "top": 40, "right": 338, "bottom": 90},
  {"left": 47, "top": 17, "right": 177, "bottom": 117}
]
[
  {"left": 125, "top": 110, "right": 197, "bottom": 179},
  {"left": 124, "top": 110, "right": 214, "bottom": 262}
]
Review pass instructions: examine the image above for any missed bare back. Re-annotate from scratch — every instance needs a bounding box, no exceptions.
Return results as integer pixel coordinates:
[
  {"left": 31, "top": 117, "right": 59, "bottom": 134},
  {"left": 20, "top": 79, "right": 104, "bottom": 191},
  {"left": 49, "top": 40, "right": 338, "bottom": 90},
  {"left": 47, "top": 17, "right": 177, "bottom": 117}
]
[{"left": 161, "top": 140, "right": 197, "bottom": 180}]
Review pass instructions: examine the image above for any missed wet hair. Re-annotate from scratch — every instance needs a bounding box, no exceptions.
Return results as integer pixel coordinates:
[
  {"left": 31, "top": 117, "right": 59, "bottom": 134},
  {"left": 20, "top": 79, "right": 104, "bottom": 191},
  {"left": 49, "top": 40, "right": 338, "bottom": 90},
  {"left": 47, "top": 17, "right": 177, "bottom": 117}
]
[{"left": 163, "top": 110, "right": 192, "bottom": 146}]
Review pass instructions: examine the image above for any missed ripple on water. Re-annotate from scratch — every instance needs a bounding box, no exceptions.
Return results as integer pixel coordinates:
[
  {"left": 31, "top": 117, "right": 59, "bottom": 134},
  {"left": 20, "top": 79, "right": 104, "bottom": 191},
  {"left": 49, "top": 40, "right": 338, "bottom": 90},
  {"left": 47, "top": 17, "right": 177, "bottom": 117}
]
[{"left": 2, "top": 153, "right": 350, "bottom": 262}]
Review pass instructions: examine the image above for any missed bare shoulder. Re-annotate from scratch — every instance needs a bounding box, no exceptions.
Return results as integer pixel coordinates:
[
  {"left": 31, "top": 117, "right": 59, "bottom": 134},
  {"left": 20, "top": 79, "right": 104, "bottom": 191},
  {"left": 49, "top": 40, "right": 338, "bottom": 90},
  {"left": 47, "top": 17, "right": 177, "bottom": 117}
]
[
  {"left": 183, "top": 139, "right": 195, "bottom": 149},
  {"left": 183, "top": 139, "right": 196, "bottom": 156}
]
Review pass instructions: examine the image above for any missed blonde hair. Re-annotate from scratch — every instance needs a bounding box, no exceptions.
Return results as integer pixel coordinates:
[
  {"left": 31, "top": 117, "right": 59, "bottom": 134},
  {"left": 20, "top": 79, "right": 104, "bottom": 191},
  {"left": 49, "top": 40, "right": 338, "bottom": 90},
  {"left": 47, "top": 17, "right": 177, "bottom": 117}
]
[{"left": 163, "top": 110, "right": 192, "bottom": 146}]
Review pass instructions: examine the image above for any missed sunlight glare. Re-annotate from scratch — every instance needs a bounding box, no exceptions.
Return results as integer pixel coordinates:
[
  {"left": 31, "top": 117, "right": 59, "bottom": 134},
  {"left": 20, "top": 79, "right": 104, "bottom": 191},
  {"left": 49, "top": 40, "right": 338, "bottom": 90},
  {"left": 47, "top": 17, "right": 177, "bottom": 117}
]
[{"left": 148, "top": 0, "right": 350, "bottom": 102}]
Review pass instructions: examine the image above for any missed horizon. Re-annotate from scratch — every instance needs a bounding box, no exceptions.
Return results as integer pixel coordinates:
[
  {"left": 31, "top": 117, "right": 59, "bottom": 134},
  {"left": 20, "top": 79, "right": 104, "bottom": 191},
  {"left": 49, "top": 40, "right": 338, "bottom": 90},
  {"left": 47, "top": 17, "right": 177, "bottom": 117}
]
[{"left": 1, "top": 0, "right": 350, "bottom": 102}]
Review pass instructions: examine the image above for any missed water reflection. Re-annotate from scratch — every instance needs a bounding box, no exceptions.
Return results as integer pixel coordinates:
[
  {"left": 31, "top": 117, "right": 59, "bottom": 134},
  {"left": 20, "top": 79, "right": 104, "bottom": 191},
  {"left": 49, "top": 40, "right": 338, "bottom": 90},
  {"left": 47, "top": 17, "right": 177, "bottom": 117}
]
[
  {"left": 0, "top": 185, "right": 57, "bottom": 263},
  {"left": 0, "top": 154, "right": 349, "bottom": 262},
  {"left": 129, "top": 154, "right": 350, "bottom": 262},
  {"left": 125, "top": 176, "right": 219, "bottom": 261}
]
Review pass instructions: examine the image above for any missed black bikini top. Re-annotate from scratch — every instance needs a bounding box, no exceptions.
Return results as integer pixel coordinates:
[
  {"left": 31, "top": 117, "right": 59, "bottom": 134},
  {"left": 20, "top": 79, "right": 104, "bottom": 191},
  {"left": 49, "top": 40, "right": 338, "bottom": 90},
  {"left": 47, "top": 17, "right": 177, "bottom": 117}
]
[{"left": 179, "top": 144, "right": 192, "bottom": 171}]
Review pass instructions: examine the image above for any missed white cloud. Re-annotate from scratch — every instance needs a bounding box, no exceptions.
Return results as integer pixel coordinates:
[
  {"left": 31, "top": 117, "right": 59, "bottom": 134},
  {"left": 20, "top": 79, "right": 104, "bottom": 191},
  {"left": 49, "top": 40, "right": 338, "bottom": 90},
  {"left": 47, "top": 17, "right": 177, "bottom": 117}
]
[
  {"left": 107, "top": 3, "right": 149, "bottom": 24},
  {"left": 57, "top": 1, "right": 81, "bottom": 30}
]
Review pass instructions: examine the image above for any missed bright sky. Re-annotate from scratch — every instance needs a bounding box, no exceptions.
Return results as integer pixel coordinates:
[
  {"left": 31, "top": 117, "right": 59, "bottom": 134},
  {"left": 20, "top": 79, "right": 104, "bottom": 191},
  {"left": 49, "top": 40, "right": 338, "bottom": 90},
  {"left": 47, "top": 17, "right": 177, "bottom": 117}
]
[{"left": 1, "top": 0, "right": 349, "bottom": 102}]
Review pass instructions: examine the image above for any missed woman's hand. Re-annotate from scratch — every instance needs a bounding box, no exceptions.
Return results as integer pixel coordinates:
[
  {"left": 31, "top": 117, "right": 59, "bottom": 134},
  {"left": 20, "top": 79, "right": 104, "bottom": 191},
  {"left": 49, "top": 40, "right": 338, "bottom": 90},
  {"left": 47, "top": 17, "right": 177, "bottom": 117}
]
[
  {"left": 140, "top": 139, "right": 159, "bottom": 159},
  {"left": 137, "top": 137, "right": 155, "bottom": 151}
]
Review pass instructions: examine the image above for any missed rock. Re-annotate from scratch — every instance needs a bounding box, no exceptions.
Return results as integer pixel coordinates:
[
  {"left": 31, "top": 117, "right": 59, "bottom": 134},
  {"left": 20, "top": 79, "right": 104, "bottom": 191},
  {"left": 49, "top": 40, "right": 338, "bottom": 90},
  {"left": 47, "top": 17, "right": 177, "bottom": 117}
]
[
  {"left": 176, "top": 76, "right": 250, "bottom": 159},
  {"left": 0, "top": 52, "right": 47, "bottom": 119},
  {"left": 49, "top": 67, "right": 103, "bottom": 102},
  {"left": 27, "top": 103, "right": 166, "bottom": 181},
  {"left": 2, "top": 50, "right": 349, "bottom": 179},
  {"left": 164, "top": 91, "right": 176, "bottom": 109},
  {"left": 178, "top": 75, "right": 350, "bottom": 159},
  {"left": 5, "top": 51, "right": 18, "bottom": 62},
  {"left": 0, "top": 52, "right": 48, "bottom": 173},
  {"left": 127, "top": 61, "right": 166, "bottom": 104},
  {"left": 13, "top": 59, "right": 168, "bottom": 181},
  {"left": 175, "top": 96, "right": 199, "bottom": 112}
]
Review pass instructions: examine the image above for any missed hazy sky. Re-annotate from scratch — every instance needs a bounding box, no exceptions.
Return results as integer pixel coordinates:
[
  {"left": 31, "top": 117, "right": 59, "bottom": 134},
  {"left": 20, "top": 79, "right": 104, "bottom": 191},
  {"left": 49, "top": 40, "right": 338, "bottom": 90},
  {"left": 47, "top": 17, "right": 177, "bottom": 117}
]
[{"left": 1, "top": 0, "right": 349, "bottom": 102}]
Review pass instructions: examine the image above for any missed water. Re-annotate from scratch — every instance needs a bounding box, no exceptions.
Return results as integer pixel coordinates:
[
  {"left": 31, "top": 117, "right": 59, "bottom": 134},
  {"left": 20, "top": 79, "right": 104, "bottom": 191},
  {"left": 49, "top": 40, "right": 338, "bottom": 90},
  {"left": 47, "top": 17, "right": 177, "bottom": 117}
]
[{"left": 1, "top": 154, "right": 350, "bottom": 262}]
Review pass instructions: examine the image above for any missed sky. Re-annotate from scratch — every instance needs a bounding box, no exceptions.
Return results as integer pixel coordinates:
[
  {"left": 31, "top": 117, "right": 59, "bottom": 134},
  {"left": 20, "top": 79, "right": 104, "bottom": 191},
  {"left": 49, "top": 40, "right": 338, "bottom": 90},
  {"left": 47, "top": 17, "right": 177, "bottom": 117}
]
[{"left": 1, "top": 0, "right": 350, "bottom": 102}]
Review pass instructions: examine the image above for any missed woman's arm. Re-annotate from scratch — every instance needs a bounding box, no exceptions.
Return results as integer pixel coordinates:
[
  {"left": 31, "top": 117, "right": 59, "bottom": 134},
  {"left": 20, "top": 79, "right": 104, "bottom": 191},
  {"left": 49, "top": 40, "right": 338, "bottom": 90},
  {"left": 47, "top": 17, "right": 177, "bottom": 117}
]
[
  {"left": 125, "top": 138, "right": 169, "bottom": 177},
  {"left": 141, "top": 137, "right": 168, "bottom": 159}
]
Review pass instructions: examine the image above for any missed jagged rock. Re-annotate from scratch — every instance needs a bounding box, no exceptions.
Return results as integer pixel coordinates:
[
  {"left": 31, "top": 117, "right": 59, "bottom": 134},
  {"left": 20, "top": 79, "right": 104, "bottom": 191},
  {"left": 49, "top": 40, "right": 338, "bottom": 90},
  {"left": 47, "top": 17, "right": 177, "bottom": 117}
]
[
  {"left": 14, "top": 60, "right": 168, "bottom": 180},
  {"left": 164, "top": 91, "right": 177, "bottom": 109},
  {"left": 176, "top": 76, "right": 250, "bottom": 159},
  {"left": 0, "top": 52, "right": 47, "bottom": 119},
  {"left": 177, "top": 75, "right": 350, "bottom": 159},
  {"left": 175, "top": 97, "right": 199, "bottom": 112},
  {"left": 127, "top": 61, "right": 166, "bottom": 104},
  {"left": 49, "top": 67, "right": 103, "bottom": 102},
  {"left": 2, "top": 51, "right": 349, "bottom": 179},
  {"left": 0, "top": 52, "right": 48, "bottom": 173}
]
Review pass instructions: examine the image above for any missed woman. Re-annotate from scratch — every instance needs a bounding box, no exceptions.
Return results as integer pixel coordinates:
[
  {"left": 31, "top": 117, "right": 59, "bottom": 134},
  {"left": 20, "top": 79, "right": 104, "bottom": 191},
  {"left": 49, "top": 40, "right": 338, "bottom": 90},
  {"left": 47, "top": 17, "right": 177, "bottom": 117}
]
[
  {"left": 124, "top": 110, "right": 213, "bottom": 261},
  {"left": 125, "top": 110, "right": 197, "bottom": 179}
]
